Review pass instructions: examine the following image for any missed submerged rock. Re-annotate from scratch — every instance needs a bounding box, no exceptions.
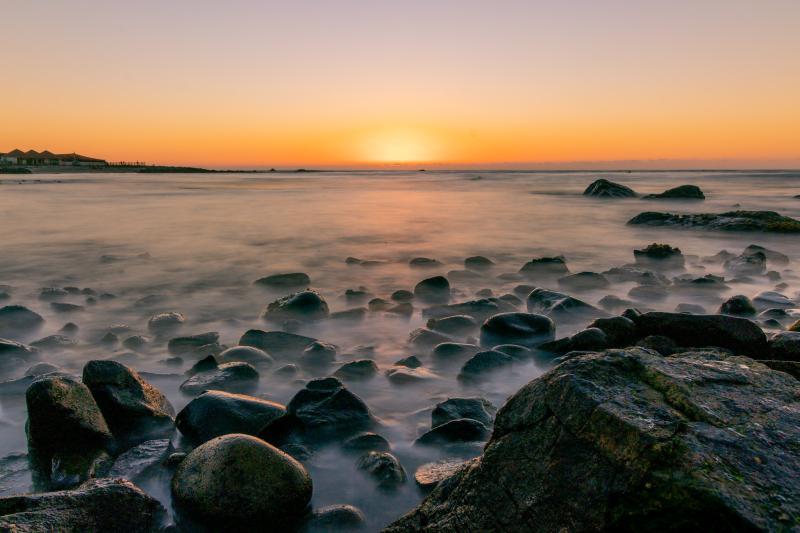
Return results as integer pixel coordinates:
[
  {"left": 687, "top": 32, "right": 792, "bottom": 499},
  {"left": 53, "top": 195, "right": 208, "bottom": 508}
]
[
  {"left": 239, "top": 329, "right": 316, "bottom": 358},
  {"left": 147, "top": 312, "right": 185, "bottom": 336},
  {"left": 218, "top": 345, "right": 274, "bottom": 366},
  {"left": 768, "top": 331, "right": 800, "bottom": 361},
  {"left": 0, "top": 478, "right": 165, "bottom": 532},
  {"left": 557, "top": 271, "right": 610, "bottom": 291},
  {"left": 254, "top": 272, "right": 311, "bottom": 289},
  {"left": 458, "top": 350, "right": 514, "bottom": 383},
  {"left": 415, "top": 418, "right": 490, "bottom": 446},
  {"left": 263, "top": 290, "right": 330, "bottom": 323},
  {"left": 409, "top": 257, "right": 442, "bottom": 268},
  {"left": 628, "top": 210, "right": 800, "bottom": 232},
  {"left": 427, "top": 314, "right": 479, "bottom": 336},
  {"left": 583, "top": 178, "right": 637, "bottom": 198},
  {"left": 718, "top": 295, "right": 757, "bottom": 316},
  {"left": 633, "top": 243, "right": 684, "bottom": 269},
  {"left": 414, "top": 276, "right": 451, "bottom": 304},
  {"left": 519, "top": 256, "right": 569, "bottom": 278},
  {"left": 179, "top": 362, "right": 259, "bottom": 396},
  {"left": 342, "top": 433, "right": 391, "bottom": 454},
  {"left": 526, "top": 288, "right": 604, "bottom": 322},
  {"left": 356, "top": 451, "right": 406, "bottom": 489},
  {"left": 724, "top": 250, "right": 766, "bottom": 276},
  {"left": 0, "top": 305, "right": 44, "bottom": 339},
  {"left": 423, "top": 298, "right": 513, "bottom": 322},
  {"left": 464, "top": 256, "right": 494, "bottom": 270},
  {"left": 302, "top": 504, "right": 366, "bottom": 532},
  {"left": 431, "top": 397, "right": 496, "bottom": 428},
  {"left": 172, "top": 434, "right": 312, "bottom": 528},
  {"left": 642, "top": 184, "right": 705, "bottom": 200},
  {"left": 385, "top": 348, "right": 800, "bottom": 532},
  {"left": 167, "top": 332, "right": 220, "bottom": 356},
  {"left": 479, "top": 312, "right": 554, "bottom": 348},
  {"left": 334, "top": 360, "right": 379, "bottom": 380}
]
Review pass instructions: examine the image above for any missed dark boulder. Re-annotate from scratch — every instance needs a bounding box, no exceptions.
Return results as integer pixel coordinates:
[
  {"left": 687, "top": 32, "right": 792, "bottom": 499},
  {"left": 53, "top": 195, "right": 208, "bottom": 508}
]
[
  {"left": 301, "top": 504, "right": 366, "bottom": 532},
  {"left": 179, "top": 362, "right": 259, "bottom": 396},
  {"left": 628, "top": 210, "right": 800, "bottom": 233},
  {"left": 427, "top": 314, "right": 479, "bottom": 336},
  {"left": 254, "top": 272, "right": 311, "bottom": 289},
  {"left": 414, "top": 276, "right": 450, "bottom": 304},
  {"left": 768, "top": 331, "right": 800, "bottom": 362},
  {"left": 539, "top": 327, "right": 609, "bottom": 355},
  {"left": 633, "top": 311, "right": 767, "bottom": 355},
  {"left": 108, "top": 439, "right": 173, "bottom": 482},
  {"left": 0, "top": 305, "right": 44, "bottom": 339},
  {"left": 431, "top": 397, "right": 496, "bottom": 428},
  {"left": 262, "top": 290, "right": 330, "bottom": 323},
  {"left": 431, "top": 343, "right": 480, "bottom": 366},
  {"left": 385, "top": 366, "right": 439, "bottom": 385},
  {"left": 415, "top": 418, "right": 490, "bottom": 446},
  {"left": 752, "top": 290, "right": 795, "bottom": 310},
  {"left": 167, "top": 332, "right": 220, "bottom": 356},
  {"left": 356, "top": 451, "right": 406, "bottom": 489},
  {"left": 588, "top": 316, "right": 637, "bottom": 346},
  {"left": 526, "top": 288, "right": 605, "bottom": 322},
  {"left": 409, "top": 257, "right": 441, "bottom": 268},
  {"left": 583, "top": 178, "right": 637, "bottom": 198},
  {"left": 458, "top": 350, "right": 514, "bottom": 383},
  {"left": 385, "top": 348, "right": 800, "bottom": 532},
  {"left": 643, "top": 184, "right": 705, "bottom": 200},
  {"left": 390, "top": 289, "right": 414, "bottom": 302},
  {"left": 724, "top": 250, "right": 766, "bottom": 276},
  {"left": 633, "top": 243, "right": 684, "bottom": 269},
  {"left": 219, "top": 345, "right": 274, "bottom": 367},
  {"left": 342, "top": 432, "right": 391, "bottom": 454},
  {"left": 464, "top": 256, "right": 494, "bottom": 270},
  {"left": 334, "top": 360, "right": 379, "bottom": 380},
  {"left": 423, "top": 298, "right": 514, "bottom": 322},
  {"left": 744, "top": 244, "right": 789, "bottom": 266},
  {"left": 239, "top": 329, "right": 316, "bottom": 358},
  {"left": 719, "top": 295, "right": 757, "bottom": 316},
  {"left": 408, "top": 328, "right": 453, "bottom": 351},
  {"left": 519, "top": 256, "right": 569, "bottom": 278},
  {"left": 299, "top": 341, "right": 338, "bottom": 370},
  {"left": 146, "top": 312, "right": 184, "bottom": 336},
  {"left": 479, "top": 312, "right": 554, "bottom": 348}
]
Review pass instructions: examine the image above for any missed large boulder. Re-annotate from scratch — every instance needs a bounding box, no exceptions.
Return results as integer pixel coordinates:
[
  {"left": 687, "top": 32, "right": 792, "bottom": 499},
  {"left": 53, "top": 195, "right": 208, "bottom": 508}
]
[
  {"left": 414, "top": 276, "right": 451, "bottom": 304},
  {"left": 526, "top": 288, "right": 605, "bottom": 322},
  {"left": 262, "top": 290, "right": 330, "bottom": 323},
  {"left": 176, "top": 390, "right": 286, "bottom": 444},
  {"left": 627, "top": 210, "right": 800, "bottom": 233},
  {"left": 583, "top": 178, "right": 637, "bottom": 198},
  {"left": 718, "top": 295, "right": 757, "bottom": 317},
  {"left": 643, "top": 184, "right": 705, "bottom": 200},
  {"left": 479, "top": 312, "right": 554, "bottom": 348},
  {"left": 768, "top": 331, "right": 800, "bottom": 362},
  {"left": 0, "top": 305, "right": 44, "bottom": 339},
  {"left": 172, "top": 434, "right": 312, "bottom": 529},
  {"left": 431, "top": 398, "right": 496, "bottom": 428},
  {"left": 82, "top": 360, "right": 175, "bottom": 446},
  {"left": 0, "top": 478, "right": 166, "bottom": 532},
  {"left": 179, "top": 362, "right": 259, "bottom": 396},
  {"left": 519, "top": 256, "right": 569, "bottom": 278},
  {"left": 385, "top": 348, "right": 800, "bottom": 532},
  {"left": 632, "top": 312, "right": 767, "bottom": 355}
]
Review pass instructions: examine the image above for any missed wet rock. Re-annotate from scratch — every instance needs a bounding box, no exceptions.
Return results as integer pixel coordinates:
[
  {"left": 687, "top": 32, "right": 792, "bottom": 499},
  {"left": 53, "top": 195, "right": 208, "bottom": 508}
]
[
  {"left": 356, "top": 451, "right": 406, "bottom": 489},
  {"left": 386, "top": 302, "right": 414, "bottom": 317},
  {"left": 416, "top": 418, "right": 490, "bottom": 446},
  {"left": 176, "top": 390, "right": 286, "bottom": 444},
  {"left": 603, "top": 266, "right": 669, "bottom": 285},
  {"left": 526, "top": 288, "right": 605, "bottom": 322},
  {"left": 25, "top": 376, "right": 114, "bottom": 489},
  {"left": 628, "top": 284, "right": 669, "bottom": 301},
  {"left": 479, "top": 312, "right": 554, "bottom": 349},
  {"left": 414, "top": 276, "right": 450, "bottom": 304},
  {"left": 724, "top": 250, "right": 766, "bottom": 276},
  {"left": 557, "top": 272, "right": 610, "bottom": 291},
  {"left": 0, "top": 477, "right": 166, "bottom": 532},
  {"left": 752, "top": 290, "right": 795, "bottom": 310},
  {"left": 0, "top": 337, "right": 37, "bottom": 361},
  {"left": 263, "top": 290, "right": 330, "bottom": 323},
  {"left": 719, "top": 295, "right": 757, "bottom": 316},
  {"left": 598, "top": 294, "right": 635, "bottom": 311},
  {"left": 345, "top": 288, "right": 373, "bottom": 305},
  {"left": 492, "top": 344, "right": 532, "bottom": 360},
  {"left": 334, "top": 360, "right": 379, "bottom": 380},
  {"left": 180, "top": 362, "right": 259, "bottom": 396},
  {"left": 628, "top": 210, "right": 800, "bottom": 233},
  {"left": 414, "top": 459, "right": 468, "bottom": 490},
  {"left": 423, "top": 298, "right": 513, "bottom": 321},
  {"left": 427, "top": 314, "right": 479, "bottom": 337},
  {"left": 519, "top": 256, "right": 569, "bottom": 278},
  {"left": 0, "top": 305, "right": 44, "bottom": 339},
  {"left": 147, "top": 312, "right": 185, "bottom": 336},
  {"left": 431, "top": 342, "right": 480, "bottom": 365},
  {"left": 275, "top": 364, "right": 299, "bottom": 378},
  {"left": 642, "top": 184, "right": 705, "bottom": 200},
  {"left": 51, "top": 302, "right": 84, "bottom": 313},
  {"left": 25, "top": 362, "right": 61, "bottom": 376},
  {"left": 186, "top": 354, "right": 218, "bottom": 376},
  {"left": 390, "top": 289, "right": 414, "bottom": 302},
  {"left": 121, "top": 335, "right": 149, "bottom": 352},
  {"left": 588, "top": 316, "right": 637, "bottom": 346},
  {"left": 172, "top": 434, "right": 312, "bottom": 528},
  {"left": 59, "top": 322, "right": 79, "bottom": 335},
  {"left": 254, "top": 272, "right": 311, "bottom": 289},
  {"left": 167, "top": 332, "right": 220, "bottom": 356},
  {"left": 299, "top": 341, "right": 338, "bottom": 369},
  {"left": 386, "top": 348, "right": 800, "bottom": 532},
  {"left": 458, "top": 350, "right": 514, "bottom": 383},
  {"left": 82, "top": 360, "right": 174, "bottom": 447},
  {"left": 302, "top": 504, "right": 366, "bottom": 532},
  {"left": 675, "top": 303, "right": 706, "bottom": 314},
  {"left": 768, "top": 331, "right": 800, "bottom": 361},
  {"left": 218, "top": 345, "right": 274, "bottom": 367},
  {"left": 239, "top": 329, "right": 316, "bottom": 358},
  {"left": 408, "top": 328, "right": 453, "bottom": 351},
  {"left": 410, "top": 257, "right": 442, "bottom": 268},
  {"left": 464, "top": 256, "right": 494, "bottom": 270},
  {"left": 431, "top": 397, "right": 496, "bottom": 428},
  {"left": 330, "top": 307, "right": 368, "bottom": 322},
  {"left": 259, "top": 377, "right": 374, "bottom": 445},
  {"left": 540, "top": 327, "right": 609, "bottom": 355},
  {"left": 30, "top": 334, "right": 77, "bottom": 352},
  {"left": 498, "top": 293, "right": 522, "bottom": 307},
  {"left": 672, "top": 273, "right": 728, "bottom": 291},
  {"left": 744, "top": 244, "right": 789, "bottom": 266},
  {"left": 108, "top": 439, "right": 173, "bottom": 481},
  {"left": 633, "top": 243, "right": 684, "bottom": 269},
  {"left": 367, "top": 297, "right": 390, "bottom": 312},
  {"left": 761, "top": 360, "right": 800, "bottom": 381},
  {"left": 39, "top": 287, "right": 69, "bottom": 301},
  {"left": 394, "top": 355, "right": 421, "bottom": 368},
  {"left": 342, "top": 432, "right": 391, "bottom": 454},
  {"left": 385, "top": 366, "right": 438, "bottom": 385},
  {"left": 583, "top": 178, "right": 637, "bottom": 198},
  {"left": 635, "top": 334, "right": 678, "bottom": 355},
  {"left": 633, "top": 311, "right": 767, "bottom": 355}
]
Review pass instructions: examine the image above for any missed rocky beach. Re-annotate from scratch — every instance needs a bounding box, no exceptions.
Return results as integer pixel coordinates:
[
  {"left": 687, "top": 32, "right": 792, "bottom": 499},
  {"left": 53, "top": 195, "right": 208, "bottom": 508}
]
[{"left": 0, "top": 170, "right": 799, "bottom": 532}]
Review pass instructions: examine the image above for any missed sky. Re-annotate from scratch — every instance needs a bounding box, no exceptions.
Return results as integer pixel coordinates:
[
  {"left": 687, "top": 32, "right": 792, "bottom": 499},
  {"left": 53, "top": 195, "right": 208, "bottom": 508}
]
[{"left": 2, "top": 0, "right": 799, "bottom": 169}]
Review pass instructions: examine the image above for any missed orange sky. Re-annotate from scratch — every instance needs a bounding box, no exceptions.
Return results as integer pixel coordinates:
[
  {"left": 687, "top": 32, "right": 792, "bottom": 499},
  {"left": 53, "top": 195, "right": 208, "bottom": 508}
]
[{"left": 2, "top": 1, "right": 799, "bottom": 168}]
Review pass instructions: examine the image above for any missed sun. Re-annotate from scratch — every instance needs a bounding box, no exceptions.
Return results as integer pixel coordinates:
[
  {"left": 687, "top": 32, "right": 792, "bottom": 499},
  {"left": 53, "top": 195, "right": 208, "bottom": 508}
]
[{"left": 356, "top": 128, "right": 442, "bottom": 164}]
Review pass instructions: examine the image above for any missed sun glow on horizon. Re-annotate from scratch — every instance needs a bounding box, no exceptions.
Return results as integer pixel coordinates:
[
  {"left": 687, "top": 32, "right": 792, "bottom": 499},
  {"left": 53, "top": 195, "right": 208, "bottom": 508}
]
[{"left": 356, "top": 128, "right": 445, "bottom": 164}]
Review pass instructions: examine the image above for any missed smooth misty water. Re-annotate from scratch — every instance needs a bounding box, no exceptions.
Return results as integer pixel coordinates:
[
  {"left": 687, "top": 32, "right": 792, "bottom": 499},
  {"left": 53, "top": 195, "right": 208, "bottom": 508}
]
[{"left": 0, "top": 170, "right": 798, "bottom": 530}]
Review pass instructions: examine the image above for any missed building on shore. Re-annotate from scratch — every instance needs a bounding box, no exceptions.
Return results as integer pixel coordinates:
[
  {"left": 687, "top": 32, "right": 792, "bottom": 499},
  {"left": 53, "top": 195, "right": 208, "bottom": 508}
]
[{"left": 0, "top": 149, "right": 107, "bottom": 167}]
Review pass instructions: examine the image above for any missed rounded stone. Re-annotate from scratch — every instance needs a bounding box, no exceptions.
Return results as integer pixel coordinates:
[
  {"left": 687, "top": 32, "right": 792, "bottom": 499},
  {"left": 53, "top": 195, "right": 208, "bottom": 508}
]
[{"left": 479, "top": 312, "right": 555, "bottom": 348}]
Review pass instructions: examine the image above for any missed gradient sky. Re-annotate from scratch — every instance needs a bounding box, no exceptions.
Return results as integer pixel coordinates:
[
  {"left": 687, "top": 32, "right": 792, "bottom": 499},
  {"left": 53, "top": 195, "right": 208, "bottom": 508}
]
[{"left": 2, "top": 0, "right": 799, "bottom": 168}]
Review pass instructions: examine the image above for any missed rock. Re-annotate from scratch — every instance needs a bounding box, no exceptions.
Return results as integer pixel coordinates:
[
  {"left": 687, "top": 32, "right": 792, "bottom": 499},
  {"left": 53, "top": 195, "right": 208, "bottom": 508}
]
[
  {"left": 259, "top": 377, "right": 374, "bottom": 445},
  {"left": 390, "top": 289, "right": 414, "bottom": 302},
  {"left": 410, "top": 257, "right": 441, "bottom": 268},
  {"left": 414, "top": 276, "right": 450, "bottom": 304},
  {"left": 633, "top": 243, "right": 684, "bottom": 269},
  {"left": 186, "top": 355, "right": 218, "bottom": 376},
  {"left": 479, "top": 312, "right": 554, "bottom": 348},
  {"left": 30, "top": 334, "right": 77, "bottom": 351},
  {"left": 768, "top": 331, "right": 800, "bottom": 361},
  {"left": 356, "top": 452, "right": 406, "bottom": 489},
  {"left": 345, "top": 288, "right": 373, "bottom": 304},
  {"left": 263, "top": 290, "right": 330, "bottom": 323},
  {"left": 724, "top": 250, "right": 766, "bottom": 276},
  {"left": 557, "top": 272, "right": 610, "bottom": 291},
  {"left": 254, "top": 272, "right": 311, "bottom": 289},
  {"left": 386, "top": 348, "right": 800, "bottom": 532},
  {"left": 39, "top": 287, "right": 69, "bottom": 300},
  {"left": 25, "top": 376, "right": 114, "bottom": 489},
  {"left": 176, "top": 390, "right": 286, "bottom": 444},
  {"left": 0, "top": 305, "right": 44, "bottom": 339},
  {"left": 60, "top": 322, "right": 79, "bottom": 335},
  {"left": 423, "top": 298, "right": 513, "bottom": 321},
  {"left": 540, "top": 327, "right": 609, "bottom": 355},
  {"left": 302, "top": 505, "right": 366, "bottom": 532},
  {"left": 675, "top": 303, "right": 706, "bottom": 314},
  {"left": 588, "top": 316, "right": 636, "bottom": 346},
  {"left": 218, "top": 345, "right": 274, "bottom": 367},
  {"left": 179, "top": 362, "right": 259, "bottom": 396},
  {"left": 386, "top": 302, "right": 413, "bottom": 317},
  {"left": 526, "top": 288, "right": 604, "bottom": 322},
  {"left": 583, "top": 178, "right": 637, "bottom": 198},
  {"left": 628, "top": 284, "right": 669, "bottom": 301},
  {"left": 598, "top": 294, "right": 635, "bottom": 311},
  {"left": 628, "top": 210, "right": 800, "bottom": 233},
  {"left": 122, "top": 335, "right": 149, "bottom": 352},
  {"left": 239, "top": 329, "right": 316, "bottom": 358},
  {"left": 464, "top": 256, "right": 494, "bottom": 270},
  {"left": 635, "top": 334, "right": 678, "bottom": 355},
  {"left": 427, "top": 314, "right": 479, "bottom": 336},
  {"left": 602, "top": 266, "right": 668, "bottom": 285},
  {"left": 760, "top": 360, "right": 800, "bottom": 381},
  {"left": 51, "top": 302, "right": 84, "bottom": 313},
  {"left": 25, "top": 362, "right": 61, "bottom": 376},
  {"left": 642, "top": 184, "right": 705, "bottom": 199},
  {"left": 0, "top": 478, "right": 166, "bottom": 532},
  {"left": 108, "top": 439, "right": 173, "bottom": 481},
  {"left": 408, "top": 328, "right": 453, "bottom": 351},
  {"left": 719, "top": 295, "right": 757, "bottom": 316},
  {"left": 790, "top": 320, "right": 800, "bottom": 332},
  {"left": 492, "top": 344, "right": 532, "bottom": 360},
  {"left": 367, "top": 297, "right": 391, "bottom": 311},
  {"left": 414, "top": 459, "right": 468, "bottom": 490},
  {"left": 672, "top": 274, "right": 728, "bottom": 291},
  {"left": 275, "top": 364, "right": 299, "bottom": 377},
  {"left": 416, "top": 418, "right": 490, "bottom": 446},
  {"left": 167, "top": 332, "right": 220, "bottom": 356},
  {"left": 171, "top": 434, "right": 312, "bottom": 528},
  {"left": 458, "top": 350, "right": 514, "bottom": 383},
  {"left": 82, "top": 360, "right": 175, "bottom": 446},
  {"left": 744, "top": 244, "right": 789, "bottom": 265},
  {"left": 394, "top": 355, "right": 421, "bottom": 368},
  {"left": 752, "top": 291, "right": 795, "bottom": 310},
  {"left": 342, "top": 433, "right": 391, "bottom": 454},
  {"left": 0, "top": 337, "right": 37, "bottom": 362},
  {"left": 633, "top": 311, "right": 767, "bottom": 355},
  {"left": 431, "top": 398, "right": 496, "bottom": 428},
  {"left": 147, "top": 312, "right": 185, "bottom": 336},
  {"left": 385, "top": 366, "right": 438, "bottom": 385},
  {"left": 299, "top": 341, "right": 338, "bottom": 369},
  {"left": 334, "top": 360, "right": 379, "bottom": 380},
  {"left": 519, "top": 256, "right": 569, "bottom": 278}
]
